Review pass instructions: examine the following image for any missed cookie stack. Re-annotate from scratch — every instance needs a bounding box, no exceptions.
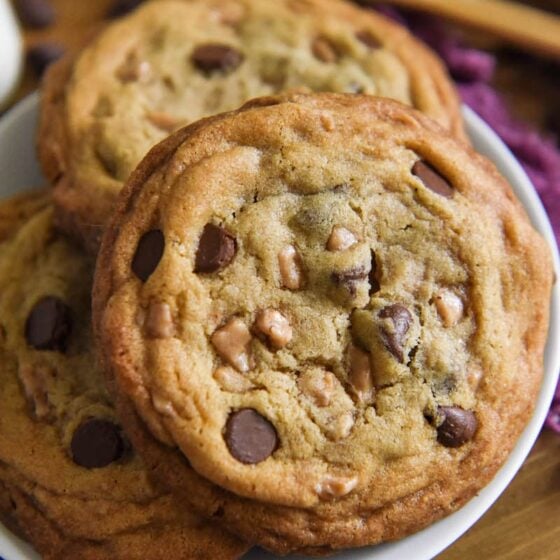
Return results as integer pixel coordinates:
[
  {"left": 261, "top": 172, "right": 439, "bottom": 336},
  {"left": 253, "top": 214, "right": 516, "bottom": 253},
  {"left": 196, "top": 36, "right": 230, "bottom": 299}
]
[{"left": 0, "top": 0, "right": 553, "bottom": 558}]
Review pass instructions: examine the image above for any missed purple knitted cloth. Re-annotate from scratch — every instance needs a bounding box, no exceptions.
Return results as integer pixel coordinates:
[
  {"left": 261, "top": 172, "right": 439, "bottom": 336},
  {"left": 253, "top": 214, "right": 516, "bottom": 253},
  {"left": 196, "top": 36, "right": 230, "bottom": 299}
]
[{"left": 375, "top": 5, "right": 560, "bottom": 432}]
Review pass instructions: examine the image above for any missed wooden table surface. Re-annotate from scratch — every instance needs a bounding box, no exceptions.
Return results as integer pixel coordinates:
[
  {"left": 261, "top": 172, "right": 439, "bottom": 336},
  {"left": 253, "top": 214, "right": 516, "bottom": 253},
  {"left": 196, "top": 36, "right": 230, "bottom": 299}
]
[{"left": 7, "top": 1, "right": 560, "bottom": 559}]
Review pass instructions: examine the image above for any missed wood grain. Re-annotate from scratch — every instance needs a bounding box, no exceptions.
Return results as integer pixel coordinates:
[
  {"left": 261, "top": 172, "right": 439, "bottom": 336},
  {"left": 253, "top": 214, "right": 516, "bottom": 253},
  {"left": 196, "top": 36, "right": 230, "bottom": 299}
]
[
  {"left": 438, "top": 429, "right": 560, "bottom": 559},
  {"left": 8, "top": 1, "right": 560, "bottom": 559},
  {"left": 367, "top": 0, "right": 560, "bottom": 59}
]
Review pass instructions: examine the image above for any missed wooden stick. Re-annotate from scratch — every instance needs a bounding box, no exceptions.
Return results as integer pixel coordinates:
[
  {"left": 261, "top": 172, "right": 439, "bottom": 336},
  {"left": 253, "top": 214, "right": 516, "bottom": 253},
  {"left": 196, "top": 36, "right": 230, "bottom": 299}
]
[{"left": 368, "top": 0, "right": 560, "bottom": 59}]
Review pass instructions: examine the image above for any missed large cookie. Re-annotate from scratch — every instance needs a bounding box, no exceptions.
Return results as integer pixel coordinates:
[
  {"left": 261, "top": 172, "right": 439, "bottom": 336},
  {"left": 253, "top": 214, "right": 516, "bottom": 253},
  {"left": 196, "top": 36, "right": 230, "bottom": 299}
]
[
  {"left": 38, "top": 0, "right": 464, "bottom": 251},
  {"left": 0, "top": 193, "right": 248, "bottom": 560},
  {"left": 94, "top": 93, "right": 553, "bottom": 554}
]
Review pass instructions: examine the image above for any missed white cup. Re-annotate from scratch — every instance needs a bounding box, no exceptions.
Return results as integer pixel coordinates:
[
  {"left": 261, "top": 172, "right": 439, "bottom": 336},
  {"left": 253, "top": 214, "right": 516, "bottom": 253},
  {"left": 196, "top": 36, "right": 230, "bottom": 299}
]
[{"left": 0, "top": 0, "right": 23, "bottom": 110}]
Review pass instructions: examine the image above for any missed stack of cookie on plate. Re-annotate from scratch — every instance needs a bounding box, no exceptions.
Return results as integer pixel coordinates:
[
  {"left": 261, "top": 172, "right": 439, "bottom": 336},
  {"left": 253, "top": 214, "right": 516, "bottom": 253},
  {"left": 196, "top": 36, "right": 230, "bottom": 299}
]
[{"left": 0, "top": 0, "right": 553, "bottom": 558}]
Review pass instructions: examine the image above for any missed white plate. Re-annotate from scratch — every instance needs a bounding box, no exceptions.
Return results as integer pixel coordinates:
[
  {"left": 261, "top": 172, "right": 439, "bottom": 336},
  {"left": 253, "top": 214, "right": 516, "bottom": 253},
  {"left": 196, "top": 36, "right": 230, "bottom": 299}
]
[{"left": 0, "top": 95, "right": 559, "bottom": 560}]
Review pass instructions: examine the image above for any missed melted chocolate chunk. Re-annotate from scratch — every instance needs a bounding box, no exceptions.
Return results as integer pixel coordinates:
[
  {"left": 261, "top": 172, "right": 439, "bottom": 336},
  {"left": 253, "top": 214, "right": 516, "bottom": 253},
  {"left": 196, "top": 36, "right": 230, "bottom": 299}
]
[
  {"left": 379, "top": 304, "right": 412, "bottom": 363},
  {"left": 331, "top": 267, "right": 369, "bottom": 296},
  {"left": 437, "top": 406, "right": 477, "bottom": 447},
  {"left": 195, "top": 223, "right": 237, "bottom": 273},
  {"left": 225, "top": 409, "right": 278, "bottom": 464},
  {"left": 25, "top": 296, "right": 72, "bottom": 352},
  {"left": 412, "top": 160, "right": 454, "bottom": 198},
  {"left": 71, "top": 419, "right": 126, "bottom": 468},
  {"left": 191, "top": 44, "right": 244, "bottom": 74},
  {"left": 131, "top": 229, "right": 164, "bottom": 281}
]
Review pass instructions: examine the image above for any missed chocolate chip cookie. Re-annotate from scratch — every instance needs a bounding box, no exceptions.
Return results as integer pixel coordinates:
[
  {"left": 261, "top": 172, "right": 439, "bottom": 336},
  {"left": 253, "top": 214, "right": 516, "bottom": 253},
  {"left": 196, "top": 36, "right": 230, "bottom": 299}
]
[
  {"left": 94, "top": 93, "right": 553, "bottom": 554},
  {"left": 38, "top": 0, "right": 464, "bottom": 251},
  {"left": 0, "top": 192, "right": 247, "bottom": 559}
]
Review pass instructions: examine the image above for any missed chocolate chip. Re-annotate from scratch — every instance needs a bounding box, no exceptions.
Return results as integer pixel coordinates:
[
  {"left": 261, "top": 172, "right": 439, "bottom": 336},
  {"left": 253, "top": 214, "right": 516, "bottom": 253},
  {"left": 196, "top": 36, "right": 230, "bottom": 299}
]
[
  {"left": 379, "top": 304, "right": 412, "bottom": 363},
  {"left": 15, "top": 0, "right": 55, "bottom": 29},
  {"left": 27, "top": 43, "right": 65, "bottom": 77},
  {"left": 194, "top": 224, "right": 236, "bottom": 273},
  {"left": 106, "top": 0, "right": 145, "bottom": 18},
  {"left": 356, "top": 30, "right": 381, "bottom": 49},
  {"left": 132, "top": 229, "right": 164, "bottom": 281},
  {"left": 369, "top": 251, "right": 380, "bottom": 294},
  {"left": 331, "top": 267, "right": 368, "bottom": 296},
  {"left": 225, "top": 409, "right": 278, "bottom": 464},
  {"left": 71, "top": 419, "right": 126, "bottom": 468},
  {"left": 412, "top": 161, "right": 454, "bottom": 198},
  {"left": 191, "top": 44, "right": 244, "bottom": 74},
  {"left": 25, "top": 297, "right": 72, "bottom": 352},
  {"left": 437, "top": 406, "right": 477, "bottom": 447}
]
